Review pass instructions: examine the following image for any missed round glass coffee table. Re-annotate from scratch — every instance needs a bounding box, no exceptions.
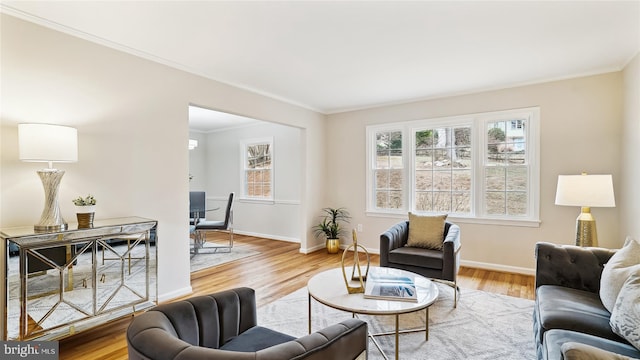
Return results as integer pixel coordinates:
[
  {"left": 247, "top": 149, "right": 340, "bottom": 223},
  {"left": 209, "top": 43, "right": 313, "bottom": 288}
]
[{"left": 307, "top": 267, "right": 439, "bottom": 360}]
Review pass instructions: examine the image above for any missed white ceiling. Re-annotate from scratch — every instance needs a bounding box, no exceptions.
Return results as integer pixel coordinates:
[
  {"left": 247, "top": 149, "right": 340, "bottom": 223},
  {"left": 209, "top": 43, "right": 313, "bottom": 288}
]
[{"left": 2, "top": 1, "right": 639, "bottom": 117}]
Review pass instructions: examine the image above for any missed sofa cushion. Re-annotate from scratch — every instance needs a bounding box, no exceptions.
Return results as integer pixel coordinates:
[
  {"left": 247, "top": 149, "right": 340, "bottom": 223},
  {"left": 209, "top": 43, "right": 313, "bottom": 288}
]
[
  {"left": 536, "top": 285, "right": 621, "bottom": 343},
  {"left": 388, "top": 246, "right": 443, "bottom": 269},
  {"left": 610, "top": 275, "right": 640, "bottom": 350},
  {"left": 407, "top": 213, "right": 447, "bottom": 250},
  {"left": 600, "top": 236, "right": 640, "bottom": 313},
  {"left": 543, "top": 329, "right": 640, "bottom": 360},
  {"left": 220, "top": 326, "right": 296, "bottom": 352}
]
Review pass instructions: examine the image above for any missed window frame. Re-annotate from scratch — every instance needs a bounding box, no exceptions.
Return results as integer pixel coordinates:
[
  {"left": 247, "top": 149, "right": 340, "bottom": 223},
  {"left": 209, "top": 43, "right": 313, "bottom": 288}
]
[
  {"left": 366, "top": 107, "right": 540, "bottom": 226},
  {"left": 240, "top": 137, "right": 274, "bottom": 202}
]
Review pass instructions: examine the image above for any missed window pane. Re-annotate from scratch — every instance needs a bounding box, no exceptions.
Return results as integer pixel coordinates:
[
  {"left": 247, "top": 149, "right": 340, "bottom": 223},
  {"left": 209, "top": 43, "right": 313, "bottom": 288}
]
[
  {"left": 507, "top": 192, "right": 527, "bottom": 215},
  {"left": 452, "top": 192, "right": 471, "bottom": 213},
  {"left": 433, "top": 192, "right": 451, "bottom": 212},
  {"left": 389, "top": 191, "right": 403, "bottom": 209},
  {"left": 506, "top": 167, "right": 527, "bottom": 191},
  {"left": 415, "top": 170, "right": 432, "bottom": 190},
  {"left": 433, "top": 171, "right": 451, "bottom": 191},
  {"left": 452, "top": 170, "right": 471, "bottom": 191},
  {"left": 415, "top": 130, "right": 434, "bottom": 148},
  {"left": 455, "top": 147, "right": 471, "bottom": 168},
  {"left": 415, "top": 148, "right": 431, "bottom": 170},
  {"left": 389, "top": 169, "right": 403, "bottom": 189},
  {"left": 376, "top": 192, "right": 389, "bottom": 208},
  {"left": 485, "top": 167, "right": 505, "bottom": 191},
  {"left": 486, "top": 192, "right": 506, "bottom": 215},
  {"left": 375, "top": 170, "right": 390, "bottom": 190},
  {"left": 454, "top": 127, "right": 471, "bottom": 146},
  {"left": 507, "top": 149, "right": 526, "bottom": 165},
  {"left": 415, "top": 192, "right": 432, "bottom": 212}
]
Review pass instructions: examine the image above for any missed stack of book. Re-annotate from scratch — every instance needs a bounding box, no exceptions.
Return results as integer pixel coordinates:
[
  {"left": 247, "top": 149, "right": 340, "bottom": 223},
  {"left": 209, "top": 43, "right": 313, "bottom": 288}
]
[{"left": 364, "top": 268, "right": 417, "bottom": 302}]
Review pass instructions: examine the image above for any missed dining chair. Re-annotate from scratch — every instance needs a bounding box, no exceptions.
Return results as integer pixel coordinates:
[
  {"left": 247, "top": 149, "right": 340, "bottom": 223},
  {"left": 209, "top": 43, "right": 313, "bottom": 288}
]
[
  {"left": 193, "top": 192, "right": 234, "bottom": 254},
  {"left": 189, "top": 191, "right": 206, "bottom": 225}
]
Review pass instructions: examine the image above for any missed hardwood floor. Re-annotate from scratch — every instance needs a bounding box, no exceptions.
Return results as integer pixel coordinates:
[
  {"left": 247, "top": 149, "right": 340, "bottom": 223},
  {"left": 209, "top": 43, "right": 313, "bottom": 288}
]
[{"left": 58, "top": 234, "right": 535, "bottom": 360}]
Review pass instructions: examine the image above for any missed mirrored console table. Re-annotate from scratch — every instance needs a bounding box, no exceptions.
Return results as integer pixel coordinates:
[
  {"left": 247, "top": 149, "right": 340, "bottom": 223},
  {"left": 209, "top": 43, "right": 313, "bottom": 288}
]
[{"left": 0, "top": 216, "right": 157, "bottom": 340}]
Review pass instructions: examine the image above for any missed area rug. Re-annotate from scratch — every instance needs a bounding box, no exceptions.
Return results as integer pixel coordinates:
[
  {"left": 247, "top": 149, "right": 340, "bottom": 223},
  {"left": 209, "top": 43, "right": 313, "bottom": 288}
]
[
  {"left": 190, "top": 245, "right": 260, "bottom": 273},
  {"left": 258, "top": 283, "right": 535, "bottom": 360}
]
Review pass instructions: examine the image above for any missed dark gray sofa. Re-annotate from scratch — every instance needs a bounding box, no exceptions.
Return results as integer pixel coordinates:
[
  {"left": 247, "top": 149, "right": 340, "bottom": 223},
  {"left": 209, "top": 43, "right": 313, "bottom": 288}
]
[
  {"left": 534, "top": 242, "right": 640, "bottom": 360},
  {"left": 127, "top": 287, "right": 368, "bottom": 360}
]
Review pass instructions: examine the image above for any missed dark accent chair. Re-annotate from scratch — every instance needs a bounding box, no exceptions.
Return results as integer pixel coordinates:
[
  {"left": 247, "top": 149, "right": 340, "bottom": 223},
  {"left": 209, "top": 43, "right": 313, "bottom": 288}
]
[
  {"left": 193, "top": 192, "right": 234, "bottom": 254},
  {"left": 126, "top": 287, "right": 368, "bottom": 360},
  {"left": 533, "top": 242, "right": 640, "bottom": 360},
  {"left": 380, "top": 220, "right": 461, "bottom": 307}
]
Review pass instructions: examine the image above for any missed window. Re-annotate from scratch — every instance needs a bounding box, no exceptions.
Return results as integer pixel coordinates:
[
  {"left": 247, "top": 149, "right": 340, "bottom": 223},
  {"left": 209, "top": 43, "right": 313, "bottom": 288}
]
[
  {"left": 242, "top": 138, "right": 273, "bottom": 200},
  {"left": 366, "top": 108, "right": 539, "bottom": 224},
  {"left": 414, "top": 126, "right": 472, "bottom": 214},
  {"left": 374, "top": 130, "right": 403, "bottom": 209}
]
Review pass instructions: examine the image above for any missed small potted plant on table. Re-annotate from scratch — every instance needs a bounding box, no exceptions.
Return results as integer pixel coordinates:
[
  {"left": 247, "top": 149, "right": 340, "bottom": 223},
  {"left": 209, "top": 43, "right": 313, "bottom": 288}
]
[
  {"left": 72, "top": 194, "right": 97, "bottom": 228},
  {"left": 313, "top": 207, "right": 350, "bottom": 254}
]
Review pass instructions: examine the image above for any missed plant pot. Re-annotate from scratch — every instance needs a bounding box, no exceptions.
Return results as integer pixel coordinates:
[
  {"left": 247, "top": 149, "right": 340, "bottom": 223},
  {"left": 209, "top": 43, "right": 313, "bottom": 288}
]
[
  {"left": 326, "top": 238, "right": 340, "bottom": 254},
  {"left": 77, "top": 212, "right": 94, "bottom": 228},
  {"left": 75, "top": 205, "right": 96, "bottom": 228}
]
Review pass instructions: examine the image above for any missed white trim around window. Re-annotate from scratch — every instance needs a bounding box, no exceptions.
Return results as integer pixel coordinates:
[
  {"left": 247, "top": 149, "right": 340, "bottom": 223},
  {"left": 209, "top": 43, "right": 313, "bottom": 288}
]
[
  {"left": 240, "top": 137, "right": 274, "bottom": 201},
  {"left": 366, "top": 107, "right": 540, "bottom": 226}
]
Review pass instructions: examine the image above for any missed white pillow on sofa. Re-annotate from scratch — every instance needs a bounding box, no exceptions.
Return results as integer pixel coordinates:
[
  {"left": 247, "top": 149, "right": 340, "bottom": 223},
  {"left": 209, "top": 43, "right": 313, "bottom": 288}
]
[
  {"left": 600, "top": 236, "right": 640, "bottom": 313},
  {"left": 610, "top": 274, "right": 640, "bottom": 350}
]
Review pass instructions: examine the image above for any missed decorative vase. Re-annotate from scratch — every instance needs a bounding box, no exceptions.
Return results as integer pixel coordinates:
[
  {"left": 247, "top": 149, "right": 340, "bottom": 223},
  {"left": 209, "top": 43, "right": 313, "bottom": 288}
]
[
  {"left": 76, "top": 205, "right": 96, "bottom": 228},
  {"left": 326, "top": 238, "right": 340, "bottom": 254}
]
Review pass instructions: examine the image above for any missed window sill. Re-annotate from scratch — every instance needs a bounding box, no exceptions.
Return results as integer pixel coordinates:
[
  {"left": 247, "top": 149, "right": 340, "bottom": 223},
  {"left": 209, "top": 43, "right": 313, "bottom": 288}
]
[
  {"left": 238, "top": 198, "right": 275, "bottom": 205},
  {"left": 365, "top": 211, "right": 541, "bottom": 228}
]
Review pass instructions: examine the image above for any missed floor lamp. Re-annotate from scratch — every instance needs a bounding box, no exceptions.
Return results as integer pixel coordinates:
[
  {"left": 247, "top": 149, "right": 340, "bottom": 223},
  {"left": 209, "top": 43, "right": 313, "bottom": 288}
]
[
  {"left": 18, "top": 123, "right": 78, "bottom": 232},
  {"left": 555, "top": 173, "right": 615, "bottom": 247}
]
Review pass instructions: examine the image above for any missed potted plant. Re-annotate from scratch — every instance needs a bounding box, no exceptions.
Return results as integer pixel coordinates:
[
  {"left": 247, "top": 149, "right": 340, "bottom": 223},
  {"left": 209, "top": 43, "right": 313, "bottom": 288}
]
[
  {"left": 313, "top": 207, "right": 350, "bottom": 254},
  {"left": 72, "top": 194, "right": 97, "bottom": 228}
]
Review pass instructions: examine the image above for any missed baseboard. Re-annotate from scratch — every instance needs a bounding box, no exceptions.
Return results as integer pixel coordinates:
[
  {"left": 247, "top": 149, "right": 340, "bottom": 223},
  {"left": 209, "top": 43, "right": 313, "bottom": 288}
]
[
  {"left": 460, "top": 260, "right": 535, "bottom": 276},
  {"left": 234, "top": 230, "right": 299, "bottom": 243},
  {"left": 302, "top": 243, "right": 326, "bottom": 254},
  {"left": 158, "top": 286, "right": 193, "bottom": 303}
]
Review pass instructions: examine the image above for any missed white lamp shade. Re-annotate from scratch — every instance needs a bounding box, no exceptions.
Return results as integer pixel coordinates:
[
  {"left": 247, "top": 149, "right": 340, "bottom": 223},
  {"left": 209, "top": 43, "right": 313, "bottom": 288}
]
[
  {"left": 555, "top": 174, "right": 615, "bottom": 207},
  {"left": 18, "top": 123, "right": 78, "bottom": 163}
]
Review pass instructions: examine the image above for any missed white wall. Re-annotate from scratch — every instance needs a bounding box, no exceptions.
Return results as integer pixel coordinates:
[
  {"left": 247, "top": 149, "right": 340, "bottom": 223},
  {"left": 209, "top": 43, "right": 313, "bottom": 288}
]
[
  {"left": 190, "top": 122, "right": 302, "bottom": 242},
  {"left": 0, "top": 14, "right": 326, "bottom": 302},
  {"left": 327, "top": 72, "right": 624, "bottom": 273},
  {"left": 621, "top": 53, "right": 640, "bottom": 240}
]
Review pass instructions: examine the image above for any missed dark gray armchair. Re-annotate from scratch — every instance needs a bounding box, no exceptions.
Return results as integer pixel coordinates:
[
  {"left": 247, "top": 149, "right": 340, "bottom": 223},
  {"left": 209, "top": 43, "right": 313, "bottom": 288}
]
[
  {"left": 127, "top": 287, "right": 368, "bottom": 360},
  {"left": 380, "top": 220, "right": 461, "bottom": 307}
]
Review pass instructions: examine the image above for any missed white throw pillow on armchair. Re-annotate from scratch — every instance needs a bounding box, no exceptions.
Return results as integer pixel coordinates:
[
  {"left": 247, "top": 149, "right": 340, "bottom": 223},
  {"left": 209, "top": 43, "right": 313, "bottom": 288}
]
[{"left": 600, "top": 236, "right": 640, "bottom": 313}]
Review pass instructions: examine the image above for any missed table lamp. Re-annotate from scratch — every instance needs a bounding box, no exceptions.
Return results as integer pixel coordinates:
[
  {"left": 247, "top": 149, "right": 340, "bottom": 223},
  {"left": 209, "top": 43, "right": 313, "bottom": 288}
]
[
  {"left": 555, "top": 173, "right": 615, "bottom": 247},
  {"left": 18, "top": 123, "right": 78, "bottom": 231}
]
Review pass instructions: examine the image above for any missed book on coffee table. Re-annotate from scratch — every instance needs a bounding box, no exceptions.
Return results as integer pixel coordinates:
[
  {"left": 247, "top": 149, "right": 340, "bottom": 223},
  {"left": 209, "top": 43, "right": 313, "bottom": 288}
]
[{"left": 364, "top": 268, "right": 418, "bottom": 302}]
